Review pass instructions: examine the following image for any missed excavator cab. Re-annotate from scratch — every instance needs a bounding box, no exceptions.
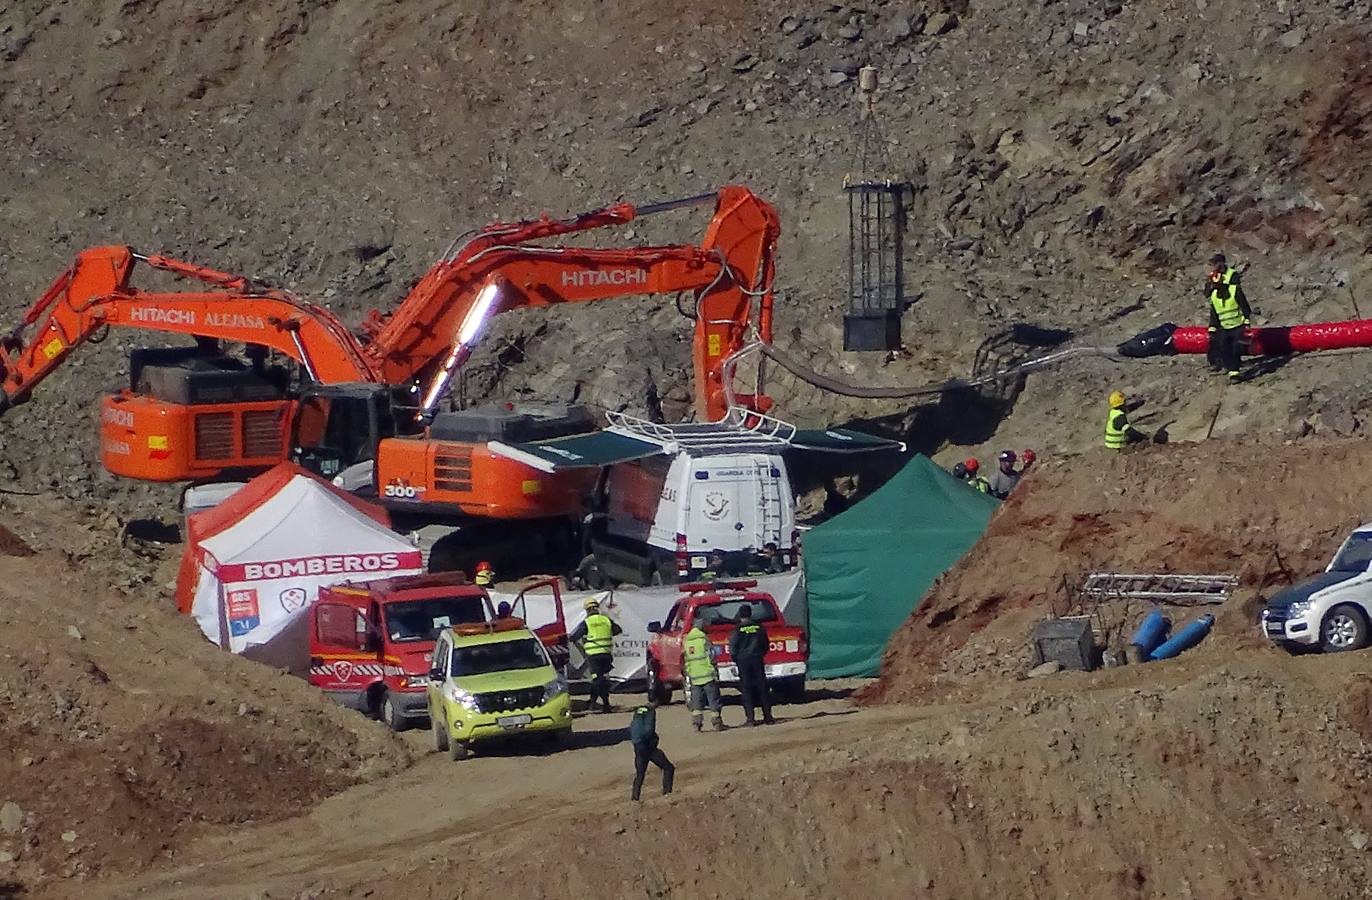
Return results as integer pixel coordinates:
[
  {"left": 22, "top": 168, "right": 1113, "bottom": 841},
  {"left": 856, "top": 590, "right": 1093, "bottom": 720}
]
[{"left": 291, "top": 383, "right": 400, "bottom": 479}]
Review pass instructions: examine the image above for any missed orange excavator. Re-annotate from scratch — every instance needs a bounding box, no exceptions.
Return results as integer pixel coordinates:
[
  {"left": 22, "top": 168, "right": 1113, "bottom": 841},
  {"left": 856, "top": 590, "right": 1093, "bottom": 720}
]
[{"left": 0, "top": 187, "right": 780, "bottom": 526}]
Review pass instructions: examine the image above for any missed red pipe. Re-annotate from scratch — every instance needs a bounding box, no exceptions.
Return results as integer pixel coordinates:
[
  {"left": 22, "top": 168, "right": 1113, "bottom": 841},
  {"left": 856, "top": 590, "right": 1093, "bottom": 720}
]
[{"left": 1172, "top": 319, "right": 1372, "bottom": 355}]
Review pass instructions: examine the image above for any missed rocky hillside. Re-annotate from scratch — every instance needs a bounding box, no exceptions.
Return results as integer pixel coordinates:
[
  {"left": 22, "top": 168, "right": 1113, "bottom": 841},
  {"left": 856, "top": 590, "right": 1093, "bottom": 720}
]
[{"left": 1, "top": 0, "right": 1370, "bottom": 513}]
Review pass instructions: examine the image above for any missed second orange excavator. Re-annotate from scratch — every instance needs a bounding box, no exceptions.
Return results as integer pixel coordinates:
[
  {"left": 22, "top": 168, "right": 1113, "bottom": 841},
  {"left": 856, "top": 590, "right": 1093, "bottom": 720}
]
[{"left": 0, "top": 187, "right": 780, "bottom": 529}]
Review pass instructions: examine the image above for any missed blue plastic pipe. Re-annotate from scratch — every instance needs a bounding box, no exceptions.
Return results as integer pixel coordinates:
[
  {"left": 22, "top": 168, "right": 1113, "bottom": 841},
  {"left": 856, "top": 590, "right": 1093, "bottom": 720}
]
[
  {"left": 1130, "top": 608, "right": 1171, "bottom": 655},
  {"left": 1148, "top": 615, "right": 1215, "bottom": 661}
]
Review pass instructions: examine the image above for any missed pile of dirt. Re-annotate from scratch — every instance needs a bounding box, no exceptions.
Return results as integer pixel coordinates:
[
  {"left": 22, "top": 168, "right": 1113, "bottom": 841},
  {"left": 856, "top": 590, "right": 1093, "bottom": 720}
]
[
  {"left": 330, "top": 654, "right": 1372, "bottom": 900},
  {"left": 1, "top": 1, "right": 1371, "bottom": 513},
  {"left": 0, "top": 501, "right": 411, "bottom": 887},
  {"left": 864, "top": 434, "right": 1372, "bottom": 703}
]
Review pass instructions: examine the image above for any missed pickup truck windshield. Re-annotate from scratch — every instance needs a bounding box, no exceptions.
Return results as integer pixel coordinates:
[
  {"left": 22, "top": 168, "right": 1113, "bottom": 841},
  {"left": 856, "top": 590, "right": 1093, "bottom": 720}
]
[
  {"left": 385, "top": 596, "right": 488, "bottom": 642},
  {"left": 693, "top": 598, "right": 777, "bottom": 628},
  {"left": 1331, "top": 533, "right": 1372, "bottom": 573},
  {"left": 450, "top": 638, "right": 547, "bottom": 677}
]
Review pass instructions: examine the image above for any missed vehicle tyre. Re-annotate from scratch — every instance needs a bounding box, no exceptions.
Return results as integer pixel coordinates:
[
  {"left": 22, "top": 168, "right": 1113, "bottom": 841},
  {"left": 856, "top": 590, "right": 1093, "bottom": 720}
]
[
  {"left": 646, "top": 665, "right": 672, "bottom": 705},
  {"left": 1320, "top": 604, "right": 1370, "bottom": 653},
  {"left": 776, "top": 676, "right": 806, "bottom": 705},
  {"left": 448, "top": 739, "right": 471, "bottom": 761},
  {"left": 382, "top": 693, "right": 408, "bottom": 732},
  {"left": 432, "top": 715, "right": 449, "bottom": 752}
]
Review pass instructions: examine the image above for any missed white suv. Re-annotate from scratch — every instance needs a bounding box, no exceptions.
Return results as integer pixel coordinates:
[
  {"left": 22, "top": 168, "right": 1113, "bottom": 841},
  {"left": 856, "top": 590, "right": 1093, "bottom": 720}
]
[{"left": 1262, "top": 525, "right": 1372, "bottom": 652}]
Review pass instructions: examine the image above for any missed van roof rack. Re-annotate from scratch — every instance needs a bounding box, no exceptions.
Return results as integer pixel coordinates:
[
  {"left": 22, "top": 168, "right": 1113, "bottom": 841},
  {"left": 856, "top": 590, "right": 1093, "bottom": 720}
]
[{"left": 605, "top": 407, "right": 796, "bottom": 455}]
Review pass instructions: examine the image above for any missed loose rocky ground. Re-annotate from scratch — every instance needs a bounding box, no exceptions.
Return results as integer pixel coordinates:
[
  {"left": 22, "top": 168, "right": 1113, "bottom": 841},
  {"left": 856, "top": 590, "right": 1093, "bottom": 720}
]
[
  {"left": 865, "top": 434, "right": 1372, "bottom": 702},
  {"left": 0, "top": 500, "right": 410, "bottom": 888},
  {"left": 1, "top": 0, "right": 1371, "bottom": 510},
  {"left": 3, "top": 1, "right": 1372, "bottom": 897}
]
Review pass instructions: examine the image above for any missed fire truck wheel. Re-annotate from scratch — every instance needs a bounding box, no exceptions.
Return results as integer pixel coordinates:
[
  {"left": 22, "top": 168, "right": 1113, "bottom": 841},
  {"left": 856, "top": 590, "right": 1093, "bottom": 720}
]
[
  {"left": 775, "top": 676, "right": 806, "bottom": 705},
  {"left": 646, "top": 666, "right": 673, "bottom": 705},
  {"left": 382, "top": 693, "right": 408, "bottom": 732},
  {"left": 431, "top": 715, "right": 449, "bottom": 752},
  {"left": 448, "top": 739, "right": 471, "bottom": 761}
]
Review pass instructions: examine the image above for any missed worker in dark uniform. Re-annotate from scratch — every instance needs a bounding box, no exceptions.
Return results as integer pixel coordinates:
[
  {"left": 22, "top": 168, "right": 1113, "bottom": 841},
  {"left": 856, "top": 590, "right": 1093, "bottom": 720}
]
[
  {"left": 728, "top": 604, "right": 774, "bottom": 726},
  {"left": 699, "top": 550, "right": 731, "bottom": 581},
  {"left": 1104, "top": 390, "right": 1148, "bottom": 449},
  {"left": 628, "top": 700, "right": 674, "bottom": 801},
  {"left": 1206, "top": 253, "right": 1252, "bottom": 382},
  {"left": 747, "top": 542, "right": 786, "bottom": 576},
  {"left": 569, "top": 595, "right": 621, "bottom": 713}
]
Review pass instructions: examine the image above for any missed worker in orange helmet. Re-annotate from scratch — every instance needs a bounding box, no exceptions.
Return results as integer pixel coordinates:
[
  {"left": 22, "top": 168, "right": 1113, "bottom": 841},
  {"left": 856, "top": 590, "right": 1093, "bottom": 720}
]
[
  {"left": 473, "top": 561, "right": 495, "bottom": 587},
  {"left": 963, "top": 457, "right": 991, "bottom": 494}
]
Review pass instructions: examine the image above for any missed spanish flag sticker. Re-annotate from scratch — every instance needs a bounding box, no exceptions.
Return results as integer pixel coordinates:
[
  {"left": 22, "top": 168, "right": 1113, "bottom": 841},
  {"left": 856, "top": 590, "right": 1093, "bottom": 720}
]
[{"left": 147, "top": 435, "right": 171, "bottom": 460}]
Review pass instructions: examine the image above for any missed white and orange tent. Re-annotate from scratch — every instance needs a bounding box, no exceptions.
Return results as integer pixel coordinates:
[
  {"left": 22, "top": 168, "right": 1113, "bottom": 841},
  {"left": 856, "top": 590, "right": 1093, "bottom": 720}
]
[{"left": 176, "top": 462, "right": 423, "bottom": 672}]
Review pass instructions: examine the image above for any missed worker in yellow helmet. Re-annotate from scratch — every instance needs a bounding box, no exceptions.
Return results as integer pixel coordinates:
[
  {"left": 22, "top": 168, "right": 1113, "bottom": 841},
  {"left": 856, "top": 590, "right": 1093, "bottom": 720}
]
[
  {"left": 1104, "top": 390, "right": 1148, "bottom": 450},
  {"left": 569, "top": 594, "right": 622, "bottom": 713}
]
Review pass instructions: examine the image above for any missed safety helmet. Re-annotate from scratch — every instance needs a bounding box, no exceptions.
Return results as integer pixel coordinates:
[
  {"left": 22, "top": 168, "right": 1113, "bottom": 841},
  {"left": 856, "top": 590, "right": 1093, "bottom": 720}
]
[
  {"left": 952, "top": 462, "right": 967, "bottom": 479},
  {"left": 964, "top": 457, "right": 980, "bottom": 474},
  {"left": 583, "top": 596, "right": 601, "bottom": 611},
  {"left": 998, "top": 449, "right": 1017, "bottom": 463},
  {"left": 1108, "top": 390, "right": 1126, "bottom": 409},
  {"left": 475, "top": 561, "right": 493, "bottom": 573},
  {"left": 1022, "top": 448, "right": 1037, "bottom": 465}
]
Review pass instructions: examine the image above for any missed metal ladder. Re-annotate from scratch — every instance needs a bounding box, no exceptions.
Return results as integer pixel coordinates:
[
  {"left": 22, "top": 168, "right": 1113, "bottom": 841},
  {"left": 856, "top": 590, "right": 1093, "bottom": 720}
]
[{"left": 1078, "top": 573, "right": 1239, "bottom": 606}]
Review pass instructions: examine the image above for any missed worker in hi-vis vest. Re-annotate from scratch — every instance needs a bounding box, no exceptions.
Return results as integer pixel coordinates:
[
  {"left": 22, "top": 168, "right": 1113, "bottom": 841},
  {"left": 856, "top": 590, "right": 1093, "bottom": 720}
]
[
  {"left": 570, "top": 594, "right": 622, "bottom": 713},
  {"left": 1206, "top": 252, "right": 1252, "bottom": 383},
  {"left": 683, "top": 616, "right": 725, "bottom": 732},
  {"left": 1104, "top": 390, "right": 1148, "bottom": 450}
]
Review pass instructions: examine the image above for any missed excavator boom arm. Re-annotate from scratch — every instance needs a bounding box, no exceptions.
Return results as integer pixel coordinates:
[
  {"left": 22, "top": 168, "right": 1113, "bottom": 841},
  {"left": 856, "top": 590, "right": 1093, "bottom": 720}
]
[
  {"left": 0, "top": 246, "right": 376, "bottom": 411},
  {"left": 368, "top": 186, "right": 780, "bottom": 420}
]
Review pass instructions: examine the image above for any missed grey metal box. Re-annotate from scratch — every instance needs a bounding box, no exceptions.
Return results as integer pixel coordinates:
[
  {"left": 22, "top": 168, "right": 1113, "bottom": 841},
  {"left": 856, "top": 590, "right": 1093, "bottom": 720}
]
[{"left": 1031, "top": 617, "right": 1097, "bottom": 671}]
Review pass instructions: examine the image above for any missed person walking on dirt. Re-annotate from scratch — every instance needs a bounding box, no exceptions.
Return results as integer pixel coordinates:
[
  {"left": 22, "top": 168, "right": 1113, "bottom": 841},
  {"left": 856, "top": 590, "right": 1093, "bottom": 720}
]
[
  {"left": 1206, "top": 253, "right": 1252, "bottom": 382},
  {"left": 1104, "top": 390, "right": 1148, "bottom": 450},
  {"left": 684, "top": 616, "right": 725, "bottom": 732},
  {"left": 629, "top": 700, "right": 675, "bottom": 801},
  {"left": 570, "top": 595, "right": 621, "bottom": 713},
  {"left": 986, "top": 450, "right": 1021, "bottom": 500},
  {"left": 729, "top": 604, "right": 774, "bottom": 726}
]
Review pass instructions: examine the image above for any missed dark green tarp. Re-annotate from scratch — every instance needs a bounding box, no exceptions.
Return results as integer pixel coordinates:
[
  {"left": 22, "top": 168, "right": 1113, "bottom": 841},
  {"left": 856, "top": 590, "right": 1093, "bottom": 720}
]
[
  {"left": 803, "top": 455, "right": 998, "bottom": 678},
  {"left": 791, "top": 428, "right": 906, "bottom": 454},
  {"left": 488, "top": 431, "right": 663, "bottom": 472}
]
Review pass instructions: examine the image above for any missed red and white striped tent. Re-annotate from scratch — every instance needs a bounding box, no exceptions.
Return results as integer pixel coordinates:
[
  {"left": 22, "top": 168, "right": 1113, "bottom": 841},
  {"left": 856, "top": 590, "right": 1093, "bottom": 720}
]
[{"left": 176, "top": 462, "right": 423, "bottom": 672}]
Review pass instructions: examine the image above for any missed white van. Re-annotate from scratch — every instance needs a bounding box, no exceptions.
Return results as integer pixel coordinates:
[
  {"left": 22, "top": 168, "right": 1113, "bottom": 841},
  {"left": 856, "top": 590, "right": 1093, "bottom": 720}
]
[{"left": 587, "top": 449, "right": 797, "bottom": 586}]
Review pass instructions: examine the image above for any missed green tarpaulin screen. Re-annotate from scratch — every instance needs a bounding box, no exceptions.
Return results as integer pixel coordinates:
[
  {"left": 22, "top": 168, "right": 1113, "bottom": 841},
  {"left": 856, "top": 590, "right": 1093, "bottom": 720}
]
[
  {"left": 489, "top": 430, "right": 664, "bottom": 473},
  {"left": 803, "top": 455, "right": 998, "bottom": 678}
]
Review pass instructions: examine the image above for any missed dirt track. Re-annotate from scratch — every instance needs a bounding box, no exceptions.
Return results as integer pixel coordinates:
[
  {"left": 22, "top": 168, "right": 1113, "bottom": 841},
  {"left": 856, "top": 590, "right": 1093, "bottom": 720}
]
[{"left": 31, "top": 650, "right": 1372, "bottom": 900}]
